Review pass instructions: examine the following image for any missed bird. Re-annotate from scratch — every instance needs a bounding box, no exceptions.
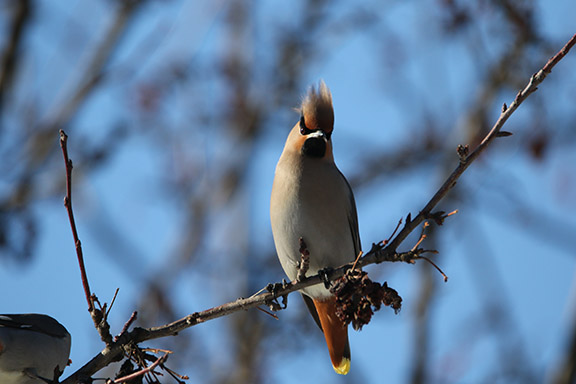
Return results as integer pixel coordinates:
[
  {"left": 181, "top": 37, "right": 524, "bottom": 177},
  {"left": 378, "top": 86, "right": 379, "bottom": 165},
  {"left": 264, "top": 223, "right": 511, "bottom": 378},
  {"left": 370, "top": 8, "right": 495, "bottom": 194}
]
[
  {"left": 0, "top": 313, "right": 71, "bottom": 384},
  {"left": 270, "top": 81, "right": 360, "bottom": 375}
]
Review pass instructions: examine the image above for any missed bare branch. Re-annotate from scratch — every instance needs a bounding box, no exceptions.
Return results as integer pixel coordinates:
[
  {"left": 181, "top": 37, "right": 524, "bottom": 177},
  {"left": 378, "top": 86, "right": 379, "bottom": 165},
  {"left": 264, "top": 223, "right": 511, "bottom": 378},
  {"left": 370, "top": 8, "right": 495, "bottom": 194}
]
[
  {"left": 59, "top": 130, "right": 92, "bottom": 311},
  {"left": 60, "top": 130, "right": 114, "bottom": 347},
  {"left": 383, "top": 32, "right": 576, "bottom": 257},
  {"left": 60, "top": 33, "right": 576, "bottom": 382}
]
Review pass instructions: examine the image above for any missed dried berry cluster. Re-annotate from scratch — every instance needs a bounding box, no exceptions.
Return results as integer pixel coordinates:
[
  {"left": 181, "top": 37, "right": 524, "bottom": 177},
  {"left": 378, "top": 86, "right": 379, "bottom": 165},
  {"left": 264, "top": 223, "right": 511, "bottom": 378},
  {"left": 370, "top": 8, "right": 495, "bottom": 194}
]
[{"left": 330, "top": 269, "right": 402, "bottom": 331}]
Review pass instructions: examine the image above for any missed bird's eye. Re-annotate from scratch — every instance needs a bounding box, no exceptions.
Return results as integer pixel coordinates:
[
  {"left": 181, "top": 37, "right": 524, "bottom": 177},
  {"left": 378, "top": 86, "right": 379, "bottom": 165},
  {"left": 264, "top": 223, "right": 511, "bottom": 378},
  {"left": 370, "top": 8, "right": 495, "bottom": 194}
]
[{"left": 299, "top": 116, "right": 313, "bottom": 136}]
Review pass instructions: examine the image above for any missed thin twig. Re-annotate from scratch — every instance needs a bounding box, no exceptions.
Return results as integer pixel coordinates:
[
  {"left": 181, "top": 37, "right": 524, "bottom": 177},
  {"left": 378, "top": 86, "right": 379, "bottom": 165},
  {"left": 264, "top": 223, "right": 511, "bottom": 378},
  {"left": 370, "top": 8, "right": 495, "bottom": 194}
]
[
  {"left": 411, "top": 222, "right": 430, "bottom": 252},
  {"left": 59, "top": 130, "right": 93, "bottom": 311},
  {"left": 382, "top": 218, "right": 403, "bottom": 246},
  {"left": 115, "top": 311, "right": 138, "bottom": 342},
  {"left": 255, "top": 306, "right": 279, "bottom": 320},
  {"left": 60, "top": 130, "right": 114, "bottom": 347},
  {"left": 416, "top": 255, "right": 448, "bottom": 283},
  {"left": 107, "top": 288, "right": 120, "bottom": 318},
  {"left": 351, "top": 251, "right": 364, "bottom": 271}
]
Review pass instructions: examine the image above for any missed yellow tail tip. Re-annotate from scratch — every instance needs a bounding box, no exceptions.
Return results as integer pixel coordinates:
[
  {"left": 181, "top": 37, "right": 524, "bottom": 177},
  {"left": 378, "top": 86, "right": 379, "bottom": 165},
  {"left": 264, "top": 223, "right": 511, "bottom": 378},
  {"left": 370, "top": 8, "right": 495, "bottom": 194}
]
[{"left": 333, "top": 358, "right": 351, "bottom": 375}]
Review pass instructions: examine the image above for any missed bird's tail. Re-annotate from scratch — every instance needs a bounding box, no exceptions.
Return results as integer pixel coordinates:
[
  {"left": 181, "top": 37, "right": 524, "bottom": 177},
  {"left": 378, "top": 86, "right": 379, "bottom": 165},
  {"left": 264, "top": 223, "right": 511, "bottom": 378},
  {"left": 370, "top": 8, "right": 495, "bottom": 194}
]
[{"left": 313, "top": 296, "right": 351, "bottom": 375}]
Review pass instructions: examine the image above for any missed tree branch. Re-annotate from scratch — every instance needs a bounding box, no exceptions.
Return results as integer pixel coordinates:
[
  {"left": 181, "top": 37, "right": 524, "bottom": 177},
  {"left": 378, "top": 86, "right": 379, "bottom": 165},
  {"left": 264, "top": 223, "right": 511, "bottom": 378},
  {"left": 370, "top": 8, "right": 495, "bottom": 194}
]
[
  {"left": 383, "top": 33, "right": 576, "bottom": 255},
  {"left": 60, "top": 33, "right": 576, "bottom": 383},
  {"left": 59, "top": 130, "right": 114, "bottom": 348},
  {"left": 59, "top": 130, "right": 92, "bottom": 311}
]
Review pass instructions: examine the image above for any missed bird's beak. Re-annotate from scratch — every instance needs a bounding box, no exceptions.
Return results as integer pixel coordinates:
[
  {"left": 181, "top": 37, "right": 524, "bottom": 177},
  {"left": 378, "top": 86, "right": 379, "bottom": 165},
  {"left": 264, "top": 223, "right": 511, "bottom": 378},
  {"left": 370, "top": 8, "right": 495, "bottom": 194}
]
[{"left": 307, "top": 130, "right": 328, "bottom": 141}]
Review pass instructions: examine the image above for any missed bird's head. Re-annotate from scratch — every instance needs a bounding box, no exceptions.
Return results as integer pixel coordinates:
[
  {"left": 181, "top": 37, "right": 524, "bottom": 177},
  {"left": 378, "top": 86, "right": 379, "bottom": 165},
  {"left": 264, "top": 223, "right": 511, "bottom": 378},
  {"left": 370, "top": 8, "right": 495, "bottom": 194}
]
[{"left": 287, "top": 81, "right": 335, "bottom": 161}]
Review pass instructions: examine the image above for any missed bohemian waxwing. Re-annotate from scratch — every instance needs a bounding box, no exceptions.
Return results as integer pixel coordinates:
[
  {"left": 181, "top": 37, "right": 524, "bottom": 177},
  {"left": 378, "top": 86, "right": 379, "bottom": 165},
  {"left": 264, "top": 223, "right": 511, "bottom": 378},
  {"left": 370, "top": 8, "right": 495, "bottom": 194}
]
[
  {"left": 0, "top": 314, "right": 71, "bottom": 384},
  {"left": 270, "top": 81, "right": 360, "bottom": 375}
]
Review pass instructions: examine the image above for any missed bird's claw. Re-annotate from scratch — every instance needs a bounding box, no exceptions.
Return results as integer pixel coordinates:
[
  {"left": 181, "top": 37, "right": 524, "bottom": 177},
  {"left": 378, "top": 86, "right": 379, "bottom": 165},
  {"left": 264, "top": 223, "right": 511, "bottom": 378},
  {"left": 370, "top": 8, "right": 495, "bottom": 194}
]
[{"left": 318, "top": 267, "right": 334, "bottom": 289}]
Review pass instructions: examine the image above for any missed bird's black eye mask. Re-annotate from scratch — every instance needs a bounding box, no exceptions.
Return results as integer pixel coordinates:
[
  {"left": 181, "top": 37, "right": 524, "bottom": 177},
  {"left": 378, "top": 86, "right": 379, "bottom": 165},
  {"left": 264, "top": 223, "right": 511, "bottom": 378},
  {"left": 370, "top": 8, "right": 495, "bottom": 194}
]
[{"left": 299, "top": 115, "right": 332, "bottom": 140}]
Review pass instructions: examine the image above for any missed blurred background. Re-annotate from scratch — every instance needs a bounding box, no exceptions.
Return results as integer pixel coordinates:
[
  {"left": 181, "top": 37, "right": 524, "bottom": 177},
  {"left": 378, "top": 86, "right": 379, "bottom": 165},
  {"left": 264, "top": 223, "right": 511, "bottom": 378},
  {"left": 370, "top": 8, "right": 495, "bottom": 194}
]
[{"left": 1, "top": 0, "right": 575, "bottom": 383}]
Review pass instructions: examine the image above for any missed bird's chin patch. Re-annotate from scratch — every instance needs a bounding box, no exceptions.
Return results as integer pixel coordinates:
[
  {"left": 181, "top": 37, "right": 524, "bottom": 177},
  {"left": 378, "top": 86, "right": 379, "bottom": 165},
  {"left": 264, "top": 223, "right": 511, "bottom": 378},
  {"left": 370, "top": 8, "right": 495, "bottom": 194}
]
[{"left": 302, "top": 137, "right": 326, "bottom": 158}]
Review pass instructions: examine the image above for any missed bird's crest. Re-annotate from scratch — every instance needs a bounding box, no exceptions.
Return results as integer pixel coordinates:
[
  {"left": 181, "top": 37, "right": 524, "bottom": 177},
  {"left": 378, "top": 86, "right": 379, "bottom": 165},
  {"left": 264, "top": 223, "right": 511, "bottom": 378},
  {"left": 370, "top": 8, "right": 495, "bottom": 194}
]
[{"left": 301, "top": 81, "right": 334, "bottom": 134}]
